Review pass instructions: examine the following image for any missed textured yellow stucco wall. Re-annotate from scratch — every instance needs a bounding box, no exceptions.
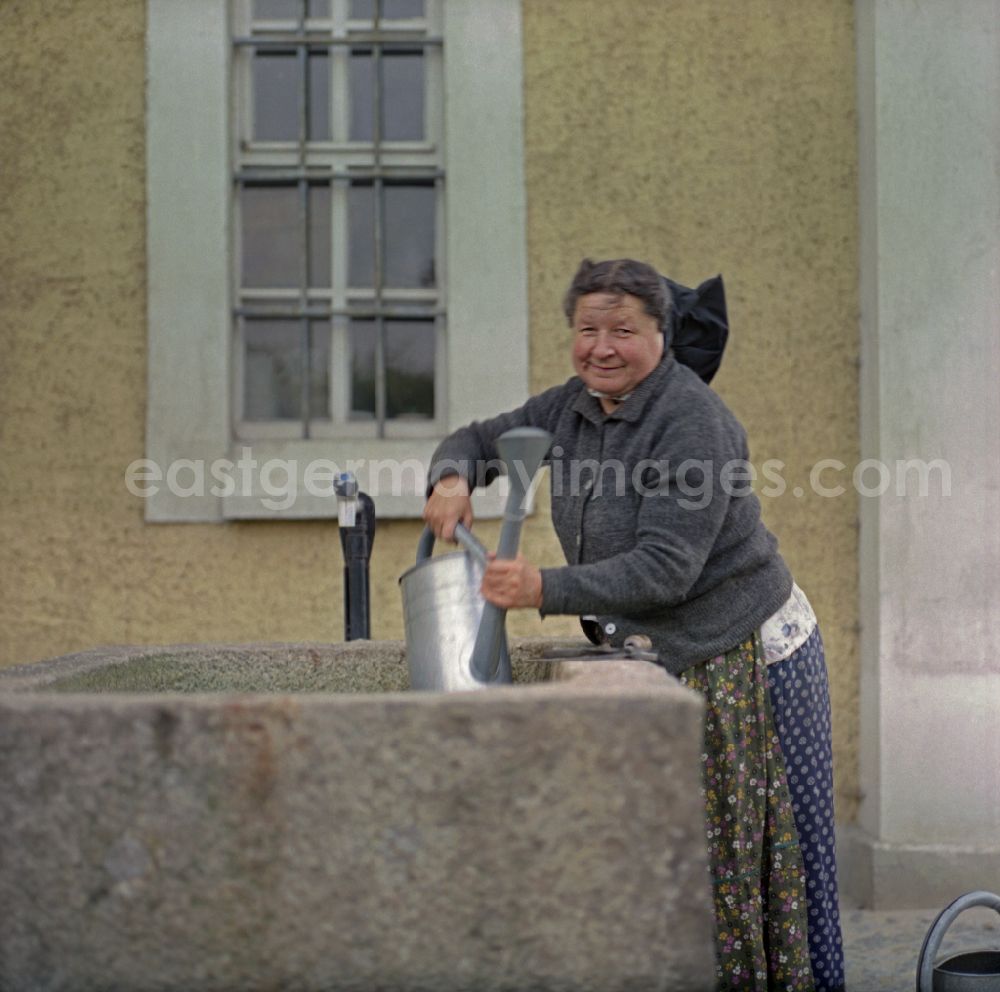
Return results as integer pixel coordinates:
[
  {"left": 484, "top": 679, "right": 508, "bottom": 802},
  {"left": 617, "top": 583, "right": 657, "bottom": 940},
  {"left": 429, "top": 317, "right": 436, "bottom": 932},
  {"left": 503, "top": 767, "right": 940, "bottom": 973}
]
[
  {"left": 521, "top": 0, "right": 860, "bottom": 817},
  {"left": 0, "top": 0, "right": 859, "bottom": 816}
]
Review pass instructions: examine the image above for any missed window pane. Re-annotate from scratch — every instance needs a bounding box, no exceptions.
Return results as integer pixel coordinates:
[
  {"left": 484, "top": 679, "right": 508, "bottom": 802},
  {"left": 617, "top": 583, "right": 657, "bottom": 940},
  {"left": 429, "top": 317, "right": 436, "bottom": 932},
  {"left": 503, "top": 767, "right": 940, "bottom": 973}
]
[
  {"left": 383, "top": 52, "right": 424, "bottom": 141},
  {"left": 348, "top": 50, "right": 374, "bottom": 142},
  {"left": 244, "top": 321, "right": 303, "bottom": 420},
  {"left": 349, "top": 320, "right": 376, "bottom": 419},
  {"left": 349, "top": 50, "right": 425, "bottom": 142},
  {"left": 308, "top": 183, "right": 331, "bottom": 288},
  {"left": 310, "top": 320, "right": 331, "bottom": 420},
  {"left": 253, "top": 52, "right": 300, "bottom": 142},
  {"left": 350, "top": 0, "right": 424, "bottom": 19},
  {"left": 308, "top": 52, "right": 330, "bottom": 141},
  {"left": 255, "top": 0, "right": 303, "bottom": 20},
  {"left": 386, "top": 320, "right": 434, "bottom": 419},
  {"left": 241, "top": 185, "right": 302, "bottom": 289},
  {"left": 386, "top": 0, "right": 424, "bottom": 17},
  {"left": 384, "top": 184, "right": 435, "bottom": 288},
  {"left": 307, "top": 0, "right": 331, "bottom": 16},
  {"left": 348, "top": 183, "right": 374, "bottom": 287}
]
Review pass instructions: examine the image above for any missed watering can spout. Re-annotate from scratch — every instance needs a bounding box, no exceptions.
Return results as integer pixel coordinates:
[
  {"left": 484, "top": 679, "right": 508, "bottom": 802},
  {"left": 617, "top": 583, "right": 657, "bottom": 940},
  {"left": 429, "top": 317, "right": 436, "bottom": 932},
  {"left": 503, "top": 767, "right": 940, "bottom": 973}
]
[{"left": 468, "top": 427, "right": 553, "bottom": 683}]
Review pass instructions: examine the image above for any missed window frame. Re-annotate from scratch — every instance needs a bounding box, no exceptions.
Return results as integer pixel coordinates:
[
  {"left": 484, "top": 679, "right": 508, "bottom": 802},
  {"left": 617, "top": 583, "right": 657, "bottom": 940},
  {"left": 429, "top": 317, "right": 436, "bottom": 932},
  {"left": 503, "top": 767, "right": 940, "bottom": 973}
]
[{"left": 146, "top": 0, "right": 527, "bottom": 521}]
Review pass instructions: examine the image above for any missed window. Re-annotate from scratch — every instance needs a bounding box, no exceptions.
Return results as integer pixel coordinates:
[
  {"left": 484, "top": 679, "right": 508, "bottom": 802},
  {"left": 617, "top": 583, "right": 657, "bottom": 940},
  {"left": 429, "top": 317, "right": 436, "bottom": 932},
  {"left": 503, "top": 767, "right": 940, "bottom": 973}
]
[
  {"left": 146, "top": 0, "right": 526, "bottom": 520},
  {"left": 233, "top": 0, "right": 444, "bottom": 440}
]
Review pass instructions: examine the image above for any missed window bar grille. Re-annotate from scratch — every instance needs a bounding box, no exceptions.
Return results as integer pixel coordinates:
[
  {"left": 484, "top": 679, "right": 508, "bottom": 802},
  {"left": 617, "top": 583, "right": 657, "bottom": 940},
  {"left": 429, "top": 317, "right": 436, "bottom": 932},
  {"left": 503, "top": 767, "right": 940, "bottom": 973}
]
[
  {"left": 372, "top": 0, "right": 387, "bottom": 438},
  {"left": 236, "top": 0, "right": 439, "bottom": 435},
  {"left": 233, "top": 36, "right": 443, "bottom": 50},
  {"left": 236, "top": 168, "right": 444, "bottom": 183},
  {"left": 297, "top": 2, "right": 311, "bottom": 438},
  {"left": 235, "top": 305, "right": 446, "bottom": 319}
]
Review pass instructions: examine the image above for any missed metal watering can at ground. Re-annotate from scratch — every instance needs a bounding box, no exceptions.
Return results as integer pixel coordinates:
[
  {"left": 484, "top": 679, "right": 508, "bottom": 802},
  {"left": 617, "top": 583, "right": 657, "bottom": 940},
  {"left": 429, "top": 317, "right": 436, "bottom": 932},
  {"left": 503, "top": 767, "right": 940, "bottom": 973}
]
[
  {"left": 400, "top": 428, "right": 552, "bottom": 692},
  {"left": 917, "top": 891, "right": 1000, "bottom": 991}
]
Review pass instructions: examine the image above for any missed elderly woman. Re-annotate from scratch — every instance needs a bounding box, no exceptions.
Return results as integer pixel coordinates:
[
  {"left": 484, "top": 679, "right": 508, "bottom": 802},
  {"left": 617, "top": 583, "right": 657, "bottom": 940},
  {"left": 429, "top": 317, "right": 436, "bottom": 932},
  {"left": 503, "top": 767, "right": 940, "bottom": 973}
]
[{"left": 423, "top": 258, "right": 844, "bottom": 992}]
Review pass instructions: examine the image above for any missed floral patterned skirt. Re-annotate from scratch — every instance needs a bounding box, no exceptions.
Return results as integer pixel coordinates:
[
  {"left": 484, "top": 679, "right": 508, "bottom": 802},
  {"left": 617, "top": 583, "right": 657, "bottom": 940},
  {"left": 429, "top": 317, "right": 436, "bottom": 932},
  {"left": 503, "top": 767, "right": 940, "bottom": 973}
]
[{"left": 680, "top": 636, "right": 815, "bottom": 991}]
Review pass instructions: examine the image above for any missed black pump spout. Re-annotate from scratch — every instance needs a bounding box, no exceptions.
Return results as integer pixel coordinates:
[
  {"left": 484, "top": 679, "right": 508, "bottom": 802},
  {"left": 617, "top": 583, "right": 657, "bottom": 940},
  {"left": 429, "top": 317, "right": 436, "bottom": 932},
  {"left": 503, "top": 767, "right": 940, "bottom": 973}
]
[{"left": 334, "top": 473, "right": 376, "bottom": 640}]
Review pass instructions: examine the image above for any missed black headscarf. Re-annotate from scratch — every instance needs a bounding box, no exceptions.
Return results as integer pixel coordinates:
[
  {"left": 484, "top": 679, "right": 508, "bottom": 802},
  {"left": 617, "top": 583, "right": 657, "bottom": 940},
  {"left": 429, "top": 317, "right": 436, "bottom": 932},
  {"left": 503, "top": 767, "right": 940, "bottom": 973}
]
[{"left": 661, "top": 274, "right": 729, "bottom": 384}]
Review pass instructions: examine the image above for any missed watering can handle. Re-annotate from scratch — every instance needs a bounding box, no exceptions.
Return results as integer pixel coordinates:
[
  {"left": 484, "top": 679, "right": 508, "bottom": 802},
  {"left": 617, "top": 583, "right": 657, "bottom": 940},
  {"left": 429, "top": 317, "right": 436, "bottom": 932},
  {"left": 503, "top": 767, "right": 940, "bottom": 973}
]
[
  {"left": 916, "top": 890, "right": 1000, "bottom": 991},
  {"left": 416, "top": 524, "right": 490, "bottom": 569}
]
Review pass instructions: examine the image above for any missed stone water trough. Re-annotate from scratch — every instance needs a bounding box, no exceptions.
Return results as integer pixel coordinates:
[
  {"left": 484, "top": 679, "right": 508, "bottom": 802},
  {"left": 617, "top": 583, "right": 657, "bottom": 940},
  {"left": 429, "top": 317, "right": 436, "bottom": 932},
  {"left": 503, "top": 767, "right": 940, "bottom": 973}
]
[{"left": 0, "top": 639, "right": 715, "bottom": 991}]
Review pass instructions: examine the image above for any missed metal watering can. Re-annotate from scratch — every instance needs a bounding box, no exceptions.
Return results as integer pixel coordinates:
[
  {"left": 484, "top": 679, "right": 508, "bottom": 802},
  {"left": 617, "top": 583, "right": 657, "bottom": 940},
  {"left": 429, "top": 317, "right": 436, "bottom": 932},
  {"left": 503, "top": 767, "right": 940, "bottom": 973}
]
[
  {"left": 917, "top": 891, "right": 1000, "bottom": 991},
  {"left": 400, "top": 428, "right": 552, "bottom": 691}
]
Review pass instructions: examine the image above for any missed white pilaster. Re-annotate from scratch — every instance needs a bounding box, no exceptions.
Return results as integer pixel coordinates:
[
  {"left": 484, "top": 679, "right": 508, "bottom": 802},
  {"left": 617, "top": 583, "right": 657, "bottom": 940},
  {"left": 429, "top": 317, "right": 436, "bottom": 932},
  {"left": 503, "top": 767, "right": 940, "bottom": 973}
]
[{"left": 844, "top": 0, "right": 1000, "bottom": 908}]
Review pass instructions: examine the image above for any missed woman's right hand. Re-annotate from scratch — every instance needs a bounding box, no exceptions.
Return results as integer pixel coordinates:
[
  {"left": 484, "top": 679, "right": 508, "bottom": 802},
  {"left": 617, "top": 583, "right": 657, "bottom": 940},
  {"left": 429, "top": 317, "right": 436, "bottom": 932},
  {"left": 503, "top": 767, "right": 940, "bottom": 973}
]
[{"left": 423, "top": 474, "right": 473, "bottom": 542}]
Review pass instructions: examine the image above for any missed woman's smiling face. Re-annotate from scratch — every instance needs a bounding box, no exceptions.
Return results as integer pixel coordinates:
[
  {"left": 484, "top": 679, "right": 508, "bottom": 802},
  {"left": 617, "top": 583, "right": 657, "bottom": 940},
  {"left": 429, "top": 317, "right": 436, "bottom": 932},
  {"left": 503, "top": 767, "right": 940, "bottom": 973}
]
[{"left": 571, "top": 292, "right": 664, "bottom": 402}]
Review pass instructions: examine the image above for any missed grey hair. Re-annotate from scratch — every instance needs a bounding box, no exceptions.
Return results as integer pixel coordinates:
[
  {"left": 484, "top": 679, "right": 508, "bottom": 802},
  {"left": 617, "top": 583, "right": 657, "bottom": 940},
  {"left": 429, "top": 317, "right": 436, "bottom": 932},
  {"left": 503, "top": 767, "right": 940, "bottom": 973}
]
[{"left": 562, "top": 258, "right": 672, "bottom": 333}]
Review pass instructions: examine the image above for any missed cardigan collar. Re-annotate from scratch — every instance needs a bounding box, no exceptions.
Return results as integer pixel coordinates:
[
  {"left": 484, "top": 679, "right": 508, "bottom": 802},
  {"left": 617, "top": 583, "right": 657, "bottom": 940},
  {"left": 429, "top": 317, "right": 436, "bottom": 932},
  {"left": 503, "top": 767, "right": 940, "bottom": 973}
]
[{"left": 571, "top": 352, "right": 677, "bottom": 425}]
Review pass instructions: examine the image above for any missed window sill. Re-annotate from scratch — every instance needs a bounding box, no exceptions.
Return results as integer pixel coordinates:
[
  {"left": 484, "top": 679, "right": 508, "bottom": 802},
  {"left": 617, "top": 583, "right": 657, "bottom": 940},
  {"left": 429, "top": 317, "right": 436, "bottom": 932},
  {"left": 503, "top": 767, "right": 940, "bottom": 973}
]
[{"left": 141, "top": 437, "right": 507, "bottom": 521}]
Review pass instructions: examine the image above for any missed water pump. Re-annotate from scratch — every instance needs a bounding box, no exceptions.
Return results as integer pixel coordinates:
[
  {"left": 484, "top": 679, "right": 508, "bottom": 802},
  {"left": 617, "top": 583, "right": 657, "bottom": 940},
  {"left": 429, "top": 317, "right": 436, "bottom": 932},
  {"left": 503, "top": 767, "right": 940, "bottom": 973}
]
[{"left": 334, "top": 472, "right": 376, "bottom": 640}]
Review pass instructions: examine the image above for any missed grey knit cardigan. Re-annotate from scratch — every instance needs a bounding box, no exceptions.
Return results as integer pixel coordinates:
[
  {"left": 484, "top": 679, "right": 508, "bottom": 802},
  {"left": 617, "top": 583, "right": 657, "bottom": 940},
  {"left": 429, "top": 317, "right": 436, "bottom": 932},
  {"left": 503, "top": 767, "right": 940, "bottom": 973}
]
[{"left": 428, "top": 355, "right": 793, "bottom": 674}]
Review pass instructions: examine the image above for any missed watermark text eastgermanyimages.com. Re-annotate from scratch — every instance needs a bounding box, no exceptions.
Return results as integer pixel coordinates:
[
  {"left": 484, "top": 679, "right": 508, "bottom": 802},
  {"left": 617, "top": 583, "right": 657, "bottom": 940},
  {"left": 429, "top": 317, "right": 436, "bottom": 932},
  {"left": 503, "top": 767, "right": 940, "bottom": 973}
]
[{"left": 125, "top": 449, "right": 952, "bottom": 512}]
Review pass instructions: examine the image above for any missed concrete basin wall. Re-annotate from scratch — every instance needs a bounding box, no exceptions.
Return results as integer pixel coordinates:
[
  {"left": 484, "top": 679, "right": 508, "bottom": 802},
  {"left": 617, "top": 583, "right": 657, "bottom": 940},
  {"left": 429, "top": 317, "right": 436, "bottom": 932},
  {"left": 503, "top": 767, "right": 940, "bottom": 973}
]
[{"left": 0, "top": 640, "right": 715, "bottom": 992}]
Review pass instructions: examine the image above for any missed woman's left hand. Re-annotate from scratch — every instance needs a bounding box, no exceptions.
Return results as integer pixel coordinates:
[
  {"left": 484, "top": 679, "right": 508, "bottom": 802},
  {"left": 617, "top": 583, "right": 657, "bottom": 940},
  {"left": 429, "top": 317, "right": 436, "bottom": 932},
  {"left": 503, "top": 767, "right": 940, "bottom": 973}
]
[{"left": 481, "top": 553, "right": 543, "bottom": 609}]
